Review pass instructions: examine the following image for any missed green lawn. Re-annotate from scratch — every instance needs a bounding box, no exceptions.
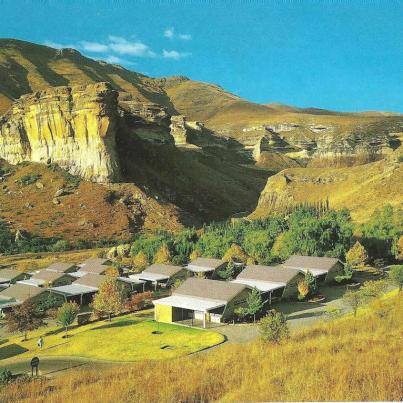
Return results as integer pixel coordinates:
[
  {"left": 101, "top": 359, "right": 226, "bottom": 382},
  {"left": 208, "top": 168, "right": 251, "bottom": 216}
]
[{"left": 0, "top": 311, "right": 224, "bottom": 362}]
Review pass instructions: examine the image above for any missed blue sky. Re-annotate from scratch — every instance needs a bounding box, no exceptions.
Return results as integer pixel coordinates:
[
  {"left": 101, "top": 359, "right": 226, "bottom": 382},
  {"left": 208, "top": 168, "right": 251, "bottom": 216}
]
[{"left": 1, "top": 1, "right": 402, "bottom": 112}]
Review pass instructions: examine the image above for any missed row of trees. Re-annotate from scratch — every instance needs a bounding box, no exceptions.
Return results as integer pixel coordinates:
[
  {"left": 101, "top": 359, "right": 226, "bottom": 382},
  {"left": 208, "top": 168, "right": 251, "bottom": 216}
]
[{"left": 128, "top": 205, "right": 402, "bottom": 271}]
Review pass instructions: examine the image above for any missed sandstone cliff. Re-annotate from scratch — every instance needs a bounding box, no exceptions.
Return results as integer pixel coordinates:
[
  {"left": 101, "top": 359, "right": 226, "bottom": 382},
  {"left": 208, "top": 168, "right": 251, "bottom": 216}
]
[{"left": 0, "top": 82, "right": 121, "bottom": 182}]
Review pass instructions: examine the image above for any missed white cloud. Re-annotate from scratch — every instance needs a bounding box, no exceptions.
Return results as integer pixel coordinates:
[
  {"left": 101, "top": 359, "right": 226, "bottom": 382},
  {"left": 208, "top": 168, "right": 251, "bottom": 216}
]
[
  {"left": 103, "top": 55, "right": 135, "bottom": 65},
  {"left": 163, "top": 27, "right": 192, "bottom": 41},
  {"left": 162, "top": 49, "right": 191, "bottom": 60},
  {"left": 80, "top": 41, "right": 109, "bottom": 52},
  {"left": 108, "top": 36, "right": 156, "bottom": 57},
  {"left": 43, "top": 40, "right": 76, "bottom": 49},
  {"left": 164, "top": 28, "right": 174, "bottom": 39},
  {"left": 178, "top": 34, "right": 192, "bottom": 41}
]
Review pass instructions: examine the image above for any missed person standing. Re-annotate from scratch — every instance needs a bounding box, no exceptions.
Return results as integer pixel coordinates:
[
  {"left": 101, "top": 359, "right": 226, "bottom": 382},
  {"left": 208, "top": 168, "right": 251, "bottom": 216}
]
[{"left": 37, "top": 336, "right": 43, "bottom": 349}]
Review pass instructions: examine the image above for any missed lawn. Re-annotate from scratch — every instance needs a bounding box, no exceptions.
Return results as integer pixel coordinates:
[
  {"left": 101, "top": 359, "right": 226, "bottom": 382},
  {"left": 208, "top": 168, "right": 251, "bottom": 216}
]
[{"left": 0, "top": 311, "right": 224, "bottom": 363}]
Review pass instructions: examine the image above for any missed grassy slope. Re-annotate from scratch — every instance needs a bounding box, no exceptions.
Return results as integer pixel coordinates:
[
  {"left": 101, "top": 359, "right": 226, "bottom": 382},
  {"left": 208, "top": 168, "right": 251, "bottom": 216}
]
[
  {"left": 0, "top": 311, "right": 224, "bottom": 362},
  {"left": 0, "top": 294, "right": 401, "bottom": 402},
  {"left": 250, "top": 154, "right": 403, "bottom": 222},
  {"left": 0, "top": 161, "right": 186, "bottom": 242}
]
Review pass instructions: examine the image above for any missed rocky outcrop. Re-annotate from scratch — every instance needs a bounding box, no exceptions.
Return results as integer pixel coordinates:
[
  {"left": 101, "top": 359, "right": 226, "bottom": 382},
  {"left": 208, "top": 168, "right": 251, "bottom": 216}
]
[
  {"left": 169, "top": 115, "right": 203, "bottom": 146},
  {"left": 0, "top": 82, "right": 121, "bottom": 182}
]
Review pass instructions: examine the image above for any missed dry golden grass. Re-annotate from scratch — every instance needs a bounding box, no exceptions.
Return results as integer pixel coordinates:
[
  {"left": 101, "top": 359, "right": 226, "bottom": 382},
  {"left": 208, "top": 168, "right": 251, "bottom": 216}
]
[{"left": 1, "top": 295, "right": 401, "bottom": 402}]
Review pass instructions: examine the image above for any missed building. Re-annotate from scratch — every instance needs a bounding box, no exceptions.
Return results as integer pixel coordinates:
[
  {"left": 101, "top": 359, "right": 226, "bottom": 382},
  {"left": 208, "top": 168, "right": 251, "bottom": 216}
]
[
  {"left": 50, "top": 273, "right": 107, "bottom": 304},
  {"left": 0, "top": 283, "right": 50, "bottom": 311},
  {"left": 75, "top": 260, "right": 112, "bottom": 276},
  {"left": 186, "top": 258, "right": 227, "bottom": 278},
  {"left": 44, "top": 262, "right": 77, "bottom": 273},
  {"left": 18, "top": 270, "right": 74, "bottom": 288},
  {"left": 129, "top": 263, "right": 188, "bottom": 290},
  {"left": 0, "top": 269, "right": 27, "bottom": 287},
  {"left": 153, "top": 278, "right": 250, "bottom": 328},
  {"left": 78, "top": 258, "right": 111, "bottom": 269},
  {"left": 232, "top": 264, "right": 304, "bottom": 302},
  {"left": 283, "top": 255, "right": 344, "bottom": 283}
]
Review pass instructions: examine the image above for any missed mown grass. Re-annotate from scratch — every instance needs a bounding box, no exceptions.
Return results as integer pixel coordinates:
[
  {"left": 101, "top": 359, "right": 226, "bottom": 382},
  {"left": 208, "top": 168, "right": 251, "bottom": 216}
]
[
  {"left": 0, "top": 294, "right": 401, "bottom": 402},
  {"left": 0, "top": 311, "right": 224, "bottom": 363}
]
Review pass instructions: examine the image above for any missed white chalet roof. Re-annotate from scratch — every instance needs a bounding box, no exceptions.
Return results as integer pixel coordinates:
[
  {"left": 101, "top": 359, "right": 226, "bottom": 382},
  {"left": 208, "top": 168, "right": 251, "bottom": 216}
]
[
  {"left": 50, "top": 284, "right": 98, "bottom": 296},
  {"left": 231, "top": 278, "right": 286, "bottom": 292},
  {"left": 17, "top": 279, "right": 45, "bottom": 287},
  {"left": 118, "top": 276, "right": 145, "bottom": 285},
  {"left": 153, "top": 295, "right": 226, "bottom": 312},
  {"left": 129, "top": 272, "right": 169, "bottom": 282}
]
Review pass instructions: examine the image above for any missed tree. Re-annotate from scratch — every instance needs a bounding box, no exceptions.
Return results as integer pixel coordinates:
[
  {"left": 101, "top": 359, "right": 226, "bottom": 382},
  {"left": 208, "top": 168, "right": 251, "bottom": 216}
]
[
  {"left": 222, "top": 244, "right": 250, "bottom": 264},
  {"left": 394, "top": 236, "right": 403, "bottom": 260},
  {"left": 56, "top": 302, "right": 79, "bottom": 338},
  {"left": 105, "top": 266, "right": 120, "bottom": 277},
  {"left": 346, "top": 241, "right": 368, "bottom": 269},
  {"left": 343, "top": 290, "right": 364, "bottom": 317},
  {"left": 132, "top": 251, "right": 148, "bottom": 271},
  {"left": 235, "top": 287, "right": 264, "bottom": 322},
  {"left": 258, "top": 310, "right": 289, "bottom": 343},
  {"left": 4, "top": 301, "right": 45, "bottom": 341},
  {"left": 189, "top": 249, "right": 201, "bottom": 261},
  {"left": 297, "top": 279, "right": 310, "bottom": 301},
  {"left": 126, "top": 291, "right": 153, "bottom": 312},
  {"left": 217, "top": 260, "right": 236, "bottom": 280},
  {"left": 153, "top": 244, "right": 171, "bottom": 264},
  {"left": 92, "top": 277, "right": 126, "bottom": 321},
  {"left": 389, "top": 265, "right": 403, "bottom": 292},
  {"left": 360, "top": 280, "right": 388, "bottom": 300}
]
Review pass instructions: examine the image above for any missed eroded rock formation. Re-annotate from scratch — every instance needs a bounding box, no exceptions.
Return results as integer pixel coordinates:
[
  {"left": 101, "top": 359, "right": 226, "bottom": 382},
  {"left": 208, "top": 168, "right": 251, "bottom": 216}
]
[{"left": 0, "top": 82, "right": 121, "bottom": 182}]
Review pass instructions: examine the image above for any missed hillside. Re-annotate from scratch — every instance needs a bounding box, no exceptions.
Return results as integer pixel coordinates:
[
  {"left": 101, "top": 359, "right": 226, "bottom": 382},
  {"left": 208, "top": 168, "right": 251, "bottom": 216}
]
[
  {"left": 0, "top": 294, "right": 401, "bottom": 402},
  {"left": 250, "top": 150, "right": 403, "bottom": 222},
  {"left": 0, "top": 160, "right": 190, "bottom": 242}
]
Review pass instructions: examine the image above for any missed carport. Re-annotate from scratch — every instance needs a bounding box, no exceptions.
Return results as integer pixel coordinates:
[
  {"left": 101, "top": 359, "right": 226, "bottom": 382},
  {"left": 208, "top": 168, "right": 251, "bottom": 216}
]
[
  {"left": 50, "top": 284, "right": 98, "bottom": 305},
  {"left": 153, "top": 295, "right": 226, "bottom": 328},
  {"left": 231, "top": 278, "right": 285, "bottom": 304},
  {"left": 129, "top": 272, "right": 170, "bottom": 290}
]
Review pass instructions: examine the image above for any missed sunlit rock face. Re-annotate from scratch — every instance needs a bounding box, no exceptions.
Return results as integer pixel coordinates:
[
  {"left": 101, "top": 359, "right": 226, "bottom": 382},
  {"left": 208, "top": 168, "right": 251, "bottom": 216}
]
[{"left": 0, "top": 82, "right": 121, "bottom": 182}]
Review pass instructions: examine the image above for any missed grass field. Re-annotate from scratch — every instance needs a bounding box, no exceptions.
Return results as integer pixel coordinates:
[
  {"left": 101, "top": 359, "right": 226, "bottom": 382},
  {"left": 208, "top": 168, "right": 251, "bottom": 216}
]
[{"left": 0, "top": 311, "right": 224, "bottom": 363}]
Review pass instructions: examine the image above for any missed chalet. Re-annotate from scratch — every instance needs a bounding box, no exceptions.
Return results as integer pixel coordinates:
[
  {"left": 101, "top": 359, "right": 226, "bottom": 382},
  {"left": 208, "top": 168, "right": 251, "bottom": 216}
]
[
  {"left": 0, "top": 283, "right": 50, "bottom": 311},
  {"left": 50, "top": 273, "right": 107, "bottom": 304},
  {"left": 75, "top": 261, "right": 112, "bottom": 276},
  {"left": 283, "top": 255, "right": 344, "bottom": 283},
  {"left": 44, "top": 262, "right": 77, "bottom": 273},
  {"left": 232, "top": 264, "right": 304, "bottom": 302},
  {"left": 186, "top": 258, "right": 227, "bottom": 278},
  {"left": 153, "top": 278, "right": 250, "bottom": 328},
  {"left": 0, "top": 269, "right": 27, "bottom": 287},
  {"left": 129, "top": 263, "right": 187, "bottom": 290},
  {"left": 18, "top": 270, "right": 74, "bottom": 288},
  {"left": 78, "top": 258, "right": 111, "bottom": 269}
]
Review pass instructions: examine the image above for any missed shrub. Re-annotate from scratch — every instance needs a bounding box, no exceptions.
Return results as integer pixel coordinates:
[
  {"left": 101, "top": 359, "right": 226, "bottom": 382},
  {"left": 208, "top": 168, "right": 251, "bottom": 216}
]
[
  {"left": 153, "top": 244, "right": 171, "bottom": 264},
  {"left": 388, "top": 265, "right": 403, "bottom": 292},
  {"left": 0, "top": 369, "right": 12, "bottom": 385},
  {"left": 258, "top": 309, "right": 289, "bottom": 343},
  {"left": 19, "top": 174, "right": 40, "bottom": 185},
  {"left": 346, "top": 241, "right": 368, "bottom": 269}
]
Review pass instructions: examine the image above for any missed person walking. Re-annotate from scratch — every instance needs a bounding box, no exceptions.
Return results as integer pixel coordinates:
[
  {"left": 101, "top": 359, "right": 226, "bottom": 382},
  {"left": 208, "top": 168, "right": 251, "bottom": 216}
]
[{"left": 37, "top": 336, "right": 43, "bottom": 349}]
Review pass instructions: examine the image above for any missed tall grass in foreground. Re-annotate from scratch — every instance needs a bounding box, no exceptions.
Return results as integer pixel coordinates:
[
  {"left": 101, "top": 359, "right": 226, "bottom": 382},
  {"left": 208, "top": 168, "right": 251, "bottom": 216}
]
[{"left": 1, "top": 296, "right": 402, "bottom": 403}]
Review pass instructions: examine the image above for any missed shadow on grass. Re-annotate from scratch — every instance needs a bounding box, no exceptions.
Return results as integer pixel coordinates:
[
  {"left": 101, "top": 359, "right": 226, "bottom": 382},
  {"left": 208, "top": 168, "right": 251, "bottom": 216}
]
[
  {"left": 92, "top": 319, "right": 140, "bottom": 331},
  {"left": 0, "top": 343, "right": 29, "bottom": 360},
  {"left": 287, "top": 311, "right": 324, "bottom": 320}
]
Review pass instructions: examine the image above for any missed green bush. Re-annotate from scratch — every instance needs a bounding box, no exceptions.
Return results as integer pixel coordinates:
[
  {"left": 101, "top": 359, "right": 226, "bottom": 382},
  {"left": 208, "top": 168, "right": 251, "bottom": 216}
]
[
  {"left": 258, "top": 310, "right": 289, "bottom": 343},
  {"left": 0, "top": 368, "right": 12, "bottom": 384},
  {"left": 19, "top": 174, "right": 40, "bottom": 185}
]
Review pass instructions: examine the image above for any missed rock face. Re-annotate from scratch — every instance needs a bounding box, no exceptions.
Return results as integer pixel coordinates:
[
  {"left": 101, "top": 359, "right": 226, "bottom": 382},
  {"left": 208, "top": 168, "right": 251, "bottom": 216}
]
[
  {"left": 170, "top": 115, "right": 203, "bottom": 146},
  {"left": 0, "top": 82, "right": 121, "bottom": 182}
]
